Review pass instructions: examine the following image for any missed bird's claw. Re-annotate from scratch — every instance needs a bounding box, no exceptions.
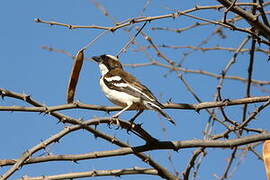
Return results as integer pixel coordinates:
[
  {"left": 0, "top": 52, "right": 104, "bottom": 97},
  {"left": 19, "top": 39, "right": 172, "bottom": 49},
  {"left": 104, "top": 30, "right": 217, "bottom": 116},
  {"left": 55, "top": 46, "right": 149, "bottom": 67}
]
[{"left": 111, "top": 116, "right": 120, "bottom": 128}]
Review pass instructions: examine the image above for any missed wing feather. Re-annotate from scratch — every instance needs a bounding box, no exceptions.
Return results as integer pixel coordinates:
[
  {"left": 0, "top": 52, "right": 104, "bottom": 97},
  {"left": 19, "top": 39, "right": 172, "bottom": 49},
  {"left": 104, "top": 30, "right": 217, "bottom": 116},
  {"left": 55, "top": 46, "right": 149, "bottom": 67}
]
[{"left": 104, "top": 69, "right": 159, "bottom": 103}]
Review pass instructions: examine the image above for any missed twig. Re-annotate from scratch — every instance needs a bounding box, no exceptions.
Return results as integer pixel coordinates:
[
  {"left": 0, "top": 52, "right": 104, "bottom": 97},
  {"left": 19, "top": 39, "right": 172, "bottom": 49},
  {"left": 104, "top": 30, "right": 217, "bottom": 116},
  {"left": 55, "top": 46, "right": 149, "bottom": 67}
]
[
  {"left": 216, "top": 0, "right": 270, "bottom": 40},
  {"left": 220, "top": 148, "right": 238, "bottom": 180},
  {"left": 19, "top": 167, "right": 158, "bottom": 180},
  {"left": 41, "top": 45, "right": 270, "bottom": 86},
  {"left": 125, "top": 61, "right": 270, "bottom": 86},
  {"left": 0, "top": 88, "right": 177, "bottom": 180},
  {"left": 223, "top": 0, "right": 238, "bottom": 23},
  {"left": 34, "top": 2, "right": 270, "bottom": 44},
  {"left": 0, "top": 124, "right": 84, "bottom": 179},
  {"left": 82, "top": 30, "right": 110, "bottom": 51},
  {"left": 258, "top": 0, "right": 270, "bottom": 27},
  {"left": 155, "top": 45, "right": 270, "bottom": 55},
  {"left": 241, "top": 38, "right": 256, "bottom": 130},
  {"left": 116, "top": 21, "right": 148, "bottom": 57},
  {"left": 2, "top": 133, "right": 270, "bottom": 167},
  {"left": 1, "top": 91, "right": 270, "bottom": 113}
]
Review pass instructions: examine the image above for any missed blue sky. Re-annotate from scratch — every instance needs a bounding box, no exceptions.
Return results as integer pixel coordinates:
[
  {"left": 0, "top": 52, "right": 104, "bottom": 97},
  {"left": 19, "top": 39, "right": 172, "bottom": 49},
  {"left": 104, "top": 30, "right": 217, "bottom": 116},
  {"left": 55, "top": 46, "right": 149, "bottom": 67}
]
[{"left": 1, "top": 0, "right": 270, "bottom": 179}]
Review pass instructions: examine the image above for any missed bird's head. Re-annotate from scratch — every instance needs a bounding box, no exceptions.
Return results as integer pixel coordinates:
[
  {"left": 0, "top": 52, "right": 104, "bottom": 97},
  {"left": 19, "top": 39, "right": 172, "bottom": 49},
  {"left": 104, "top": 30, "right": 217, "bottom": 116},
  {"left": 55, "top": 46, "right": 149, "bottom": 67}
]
[{"left": 92, "top": 54, "right": 123, "bottom": 75}]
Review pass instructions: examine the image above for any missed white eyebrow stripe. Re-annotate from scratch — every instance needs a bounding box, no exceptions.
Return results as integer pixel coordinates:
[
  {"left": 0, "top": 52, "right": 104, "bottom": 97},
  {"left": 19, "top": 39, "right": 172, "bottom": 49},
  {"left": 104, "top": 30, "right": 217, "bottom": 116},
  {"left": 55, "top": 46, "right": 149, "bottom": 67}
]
[
  {"left": 113, "top": 83, "right": 128, "bottom": 87},
  {"left": 105, "top": 76, "right": 122, "bottom": 82},
  {"left": 127, "top": 84, "right": 155, "bottom": 101},
  {"left": 106, "top": 55, "right": 119, "bottom": 61}
]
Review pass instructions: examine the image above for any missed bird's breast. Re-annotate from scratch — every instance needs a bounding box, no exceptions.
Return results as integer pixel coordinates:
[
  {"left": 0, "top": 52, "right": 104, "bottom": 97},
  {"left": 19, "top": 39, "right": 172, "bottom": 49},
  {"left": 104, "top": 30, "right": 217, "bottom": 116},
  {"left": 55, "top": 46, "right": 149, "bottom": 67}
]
[{"left": 99, "top": 77, "right": 142, "bottom": 108}]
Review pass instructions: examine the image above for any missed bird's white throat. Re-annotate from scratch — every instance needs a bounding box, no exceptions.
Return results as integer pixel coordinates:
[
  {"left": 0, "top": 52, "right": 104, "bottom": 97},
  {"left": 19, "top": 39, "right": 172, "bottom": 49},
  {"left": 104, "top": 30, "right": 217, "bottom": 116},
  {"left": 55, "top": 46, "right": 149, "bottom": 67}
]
[{"left": 99, "top": 64, "right": 109, "bottom": 76}]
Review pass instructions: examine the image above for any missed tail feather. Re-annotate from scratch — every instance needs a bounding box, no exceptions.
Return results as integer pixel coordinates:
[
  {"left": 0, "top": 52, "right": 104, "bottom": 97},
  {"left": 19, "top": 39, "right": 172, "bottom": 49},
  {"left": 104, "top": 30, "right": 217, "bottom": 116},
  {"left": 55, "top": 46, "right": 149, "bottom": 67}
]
[
  {"left": 155, "top": 108, "right": 176, "bottom": 125},
  {"left": 144, "top": 101, "right": 176, "bottom": 125}
]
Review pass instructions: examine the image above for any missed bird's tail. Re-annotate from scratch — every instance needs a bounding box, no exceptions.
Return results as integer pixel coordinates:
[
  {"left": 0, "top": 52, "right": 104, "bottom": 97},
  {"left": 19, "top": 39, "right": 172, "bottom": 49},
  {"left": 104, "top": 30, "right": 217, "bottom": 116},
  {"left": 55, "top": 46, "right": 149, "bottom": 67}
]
[{"left": 143, "top": 101, "right": 176, "bottom": 125}]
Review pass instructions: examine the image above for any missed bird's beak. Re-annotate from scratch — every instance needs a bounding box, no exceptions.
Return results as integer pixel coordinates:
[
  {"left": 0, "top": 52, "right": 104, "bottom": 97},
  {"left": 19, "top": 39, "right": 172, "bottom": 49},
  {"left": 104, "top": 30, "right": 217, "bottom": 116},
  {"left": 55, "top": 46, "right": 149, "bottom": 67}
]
[{"left": 91, "top": 56, "right": 102, "bottom": 63}]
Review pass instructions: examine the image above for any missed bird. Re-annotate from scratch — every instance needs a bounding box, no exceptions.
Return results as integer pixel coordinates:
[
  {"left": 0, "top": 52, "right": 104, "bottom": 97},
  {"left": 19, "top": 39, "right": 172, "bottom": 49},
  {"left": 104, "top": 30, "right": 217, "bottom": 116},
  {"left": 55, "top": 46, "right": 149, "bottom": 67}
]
[{"left": 91, "top": 54, "right": 175, "bottom": 125}]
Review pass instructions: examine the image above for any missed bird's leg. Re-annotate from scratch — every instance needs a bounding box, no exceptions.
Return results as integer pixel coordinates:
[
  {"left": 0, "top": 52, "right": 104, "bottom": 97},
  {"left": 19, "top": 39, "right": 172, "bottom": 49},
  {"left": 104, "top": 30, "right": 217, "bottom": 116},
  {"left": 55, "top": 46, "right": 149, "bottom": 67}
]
[
  {"left": 126, "top": 110, "right": 144, "bottom": 134},
  {"left": 129, "top": 110, "right": 144, "bottom": 124},
  {"left": 112, "top": 103, "right": 133, "bottom": 126}
]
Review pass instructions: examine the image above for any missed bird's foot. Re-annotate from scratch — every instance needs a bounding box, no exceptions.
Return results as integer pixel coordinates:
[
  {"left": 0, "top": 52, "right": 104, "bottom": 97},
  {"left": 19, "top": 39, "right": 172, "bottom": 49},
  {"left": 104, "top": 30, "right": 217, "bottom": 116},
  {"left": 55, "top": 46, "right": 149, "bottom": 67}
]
[{"left": 111, "top": 115, "right": 120, "bottom": 128}]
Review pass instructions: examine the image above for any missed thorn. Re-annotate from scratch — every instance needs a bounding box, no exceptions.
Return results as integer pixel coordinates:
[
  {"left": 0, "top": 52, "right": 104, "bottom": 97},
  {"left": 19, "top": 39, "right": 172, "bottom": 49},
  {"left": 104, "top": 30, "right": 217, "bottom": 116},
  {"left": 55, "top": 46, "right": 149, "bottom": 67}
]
[
  {"left": 44, "top": 106, "right": 50, "bottom": 115},
  {"left": 115, "top": 174, "right": 121, "bottom": 177},
  {"left": 73, "top": 160, "right": 79, "bottom": 164},
  {"left": 201, "top": 149, "right": 207, "bottom": 156},
  {"left": 61, "top": 117, "right": 67, "bottom": 123},
  {"left": 92, "top": 170, "right": 97, "bottom": 177},
  {"left": 224, "top": 133, "right": 229, "bottom": 139},
  {"left": 23, "top": 94, "right": 31, "bottom": 101},
  {"left": 56, "top": 119, "right": 62, "bottom": 124},
  {"left": 73, "top": 101, "right": 79, "bottom": 107},
  {"left": 55, "top": 138, "right": 60, "bottom": 143},
  {"left": 136, "top": 123, "right": 143, "bottom": 128},
  {"left": 171, "top": 12, "right": 177, "bottom": 19},
  {"left": 144, "top": 156, "right": 150, "bottom": 163},
  {"left": 222, "top": 98, "right": 231, "bottom": 106},
  {"left": 111, "top": 136, "right": 116, "bottom": 143},
  {"left": 34, "top": 18, "right": 41, "bottom": 23},
  {"left": 194, "top": 107, "right": 200, "bottom": 114},
  {"left": 0, "top": 90, "right": 5, "bottom": 100},
  {"left": 110, "top": 27, "right": 116, "bottom": 32},
  {"left": 130, "top": 19, "right": 135, "bottom": 24},
  {"left": 79, "top": 118, "right": 84, "bottom": 122}
]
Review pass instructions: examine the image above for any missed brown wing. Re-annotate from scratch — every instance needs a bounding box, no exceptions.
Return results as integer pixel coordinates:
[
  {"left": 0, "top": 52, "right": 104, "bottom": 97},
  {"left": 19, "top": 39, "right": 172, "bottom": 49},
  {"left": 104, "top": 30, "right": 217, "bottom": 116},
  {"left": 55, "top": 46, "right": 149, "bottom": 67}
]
[
  {"left": 104, "top": 69, "right": 161, "bottom": 104},
  {"left": 103, "top": 69, "right": 174, "bottom": 124}
]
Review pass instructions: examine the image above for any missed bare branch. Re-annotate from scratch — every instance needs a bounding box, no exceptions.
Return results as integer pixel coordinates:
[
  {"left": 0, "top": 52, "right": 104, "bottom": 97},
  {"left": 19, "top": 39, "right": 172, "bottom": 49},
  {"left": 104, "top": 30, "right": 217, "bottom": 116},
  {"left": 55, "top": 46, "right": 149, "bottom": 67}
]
[
  {"left": 1, "top": 89, "right": 269, "bottom": 112},
  {"left": 19, "top": 167, "right": 158, "bottom": 180},
  {"left": 1, "top": 133, "right": 270, "bottom": 168},
  {"left": 216, "top": 0, "right": 270, "bottom": 40}
]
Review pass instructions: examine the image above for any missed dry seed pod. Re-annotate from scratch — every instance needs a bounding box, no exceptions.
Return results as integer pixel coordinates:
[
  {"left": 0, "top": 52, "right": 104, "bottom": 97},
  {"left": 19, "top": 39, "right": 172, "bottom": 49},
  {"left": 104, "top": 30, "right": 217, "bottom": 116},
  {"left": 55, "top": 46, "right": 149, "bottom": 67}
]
[
  {"left": 263, "top": 140, "right": 270, "bottom": 180},
  {"left": 66, "top": 48, "right": 84, "bottom": 103}
]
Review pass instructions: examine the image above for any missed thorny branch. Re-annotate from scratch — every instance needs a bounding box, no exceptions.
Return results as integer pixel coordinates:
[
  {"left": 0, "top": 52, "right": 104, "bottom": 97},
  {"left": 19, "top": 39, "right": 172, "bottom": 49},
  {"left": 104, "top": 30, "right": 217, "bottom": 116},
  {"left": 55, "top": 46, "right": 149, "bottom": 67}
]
[
  {"left": 0, "top": 88, "right": 178, "bottom": 180},
  {"left": 0, "top": 88, "right": 270, "bottom": 112},
  {"left": 1, "top": 132, "right": 270, "bottom": 167},
  {"left": 2, "top": 1, "right": 270, "bottom": 179},
  {"left": 19, "top": 168, "right": 158, "bottom": 180},
  {"left": 34, "top": 2, "right": 270, "bottom": 44},
  {"left": 42, "top": 45, "right": 270, "bottom": 86}
]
